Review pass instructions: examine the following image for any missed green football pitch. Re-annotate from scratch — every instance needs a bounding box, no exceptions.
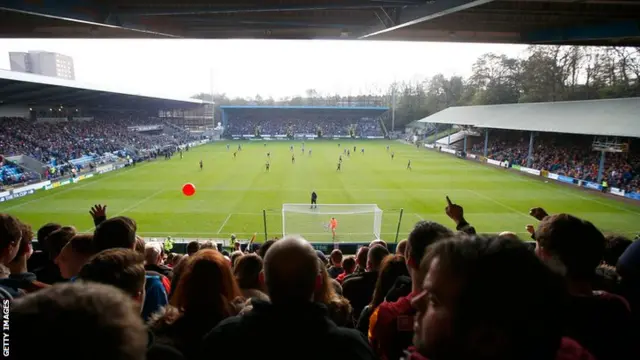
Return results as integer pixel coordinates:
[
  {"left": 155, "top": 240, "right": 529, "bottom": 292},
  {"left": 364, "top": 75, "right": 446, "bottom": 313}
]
[{"left": 1, "top": 140, "right": 638, "bottom": 243}]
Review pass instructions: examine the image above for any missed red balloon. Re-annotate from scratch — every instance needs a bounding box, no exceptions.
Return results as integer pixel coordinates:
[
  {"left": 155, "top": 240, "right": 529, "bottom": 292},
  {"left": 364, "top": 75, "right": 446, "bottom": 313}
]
[{"left": 182, "top": 183, "right": 196, "bottom": 196}]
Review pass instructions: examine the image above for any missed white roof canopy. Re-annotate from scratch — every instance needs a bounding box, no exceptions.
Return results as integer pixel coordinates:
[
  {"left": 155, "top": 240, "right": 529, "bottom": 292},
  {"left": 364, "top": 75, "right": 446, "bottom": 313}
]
[{"left": 418, "top": 97, "right": 640, "bottom": 138}]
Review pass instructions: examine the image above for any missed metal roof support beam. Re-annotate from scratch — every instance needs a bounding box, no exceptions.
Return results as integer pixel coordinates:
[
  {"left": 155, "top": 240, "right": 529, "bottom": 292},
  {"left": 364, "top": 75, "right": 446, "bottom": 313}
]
[
  {"left": 117, "top": 1, "right": 426, "bottom": 16},
  {"left": 522, "top": 20, "right": 640, "bottom": 44},
  {"left": 0, "top": 0, "right": 178, "bottom": 37},
  {"left": 358, "top": 0, "right": 495, "bottom": 39}
]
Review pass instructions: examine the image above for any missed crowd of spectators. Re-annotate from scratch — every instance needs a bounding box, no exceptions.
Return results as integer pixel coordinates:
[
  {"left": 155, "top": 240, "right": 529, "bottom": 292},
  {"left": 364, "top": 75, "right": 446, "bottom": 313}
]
[
  {"left": 2, "top": 197, "right": 639, "bottom": 360},
  {"left": 225, "top": 113, "right": 383, "bottom": 137},
  {"left": 471, "top": 131, "right": 640, "bottom": 193},
  {"left": 0, "top": 117, "right": 200, "bottom": 186}
]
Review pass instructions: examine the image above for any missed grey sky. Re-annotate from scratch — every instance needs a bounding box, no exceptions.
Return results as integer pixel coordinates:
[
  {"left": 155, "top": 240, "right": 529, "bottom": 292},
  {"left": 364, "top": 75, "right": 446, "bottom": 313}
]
[{"left": 0, "top": 39, "right": 528, "bottom": 99}]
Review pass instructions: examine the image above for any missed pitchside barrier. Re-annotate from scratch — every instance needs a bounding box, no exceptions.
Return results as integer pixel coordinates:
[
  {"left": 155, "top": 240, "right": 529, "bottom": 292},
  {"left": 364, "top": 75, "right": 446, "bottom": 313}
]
[{"left": 421, "top": 143, "right": 638, "bottom": 200}]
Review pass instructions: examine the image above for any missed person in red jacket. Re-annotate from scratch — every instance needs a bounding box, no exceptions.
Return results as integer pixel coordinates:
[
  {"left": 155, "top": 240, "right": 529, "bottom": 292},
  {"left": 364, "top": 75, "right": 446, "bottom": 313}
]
[{"left": 408, "top": 234, "right": 595, "bottom": 360}]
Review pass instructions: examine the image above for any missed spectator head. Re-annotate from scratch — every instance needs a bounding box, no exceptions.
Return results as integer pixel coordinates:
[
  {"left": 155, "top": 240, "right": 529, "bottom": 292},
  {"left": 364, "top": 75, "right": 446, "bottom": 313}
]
[
  {"left": 407, "top": 221, "right": 454, "bottom": 271},
  {"left": 56, "top": 234, "right": 95, "bottom": 279},
  {"left": 42, "top": 226, "right": 77, "bottom": 261},
  {"left": 257, "top": 239, "right": 276, "bottom": 258},
  {"left": 171, "top": 249, "right": 241, "bottom": 321},
  {"left": 93, "top": 217, "right": 137, "bottom": 252},
  {"left": 603, "top": 234, "right": 632, "bottom": 267},
  {"left": 0, "top": 214, "right": 23, "bottom": 264},
  {"left": 186, "top": 240, "right": 200, "bottom": 256},
  {"left": 342, "top": 256, "right": 356, "bottom": 274},
  {"left": 370, "top": 239, "right": 388, "bottom": 248},
  {"left": 36, "top": 222, "right": 61, "bottom": 243},
  {"left": 78, "top": 249, "right": 146, "bottom": 307},
  {"left": 330, "top": 249, "right": 343, "bottom": 266},
  {"left": 263, "top": 235, "right": 319, "bottom": 304},
  {"left": 170, "top": 254, "right": 184, "bottom": 268},
  {"left": 498, "top": 231, "right": 519, "bottom": 241},
  {"left": 134, "top": 236, "right": 145, "bottom": 254},
  {"left": 144, "top": 244, "right": 162, "bottom": 265},
  {"left": 230, "top": 250, "right": 243, "bottom": 268},
  {"left": 396, "top": 239, "right": 408, "bottom": 256},
  {"left": 233, "top": 242, "right": 241, "bottom": 251},
  {"left": 617, "top": 239, "right": 640, "bottom": 281},
  {"left": 367, "top": 244, "right": 390, "bottom": 272},
  {"left": 412, "top": 235, "right": 566, "bottom": 360},
  {"left": 234, "top": 253, "right": 263, "bottom": 291},
  {"left": 200, "top": 241, "right": 216, "bottom": 250},
  {"left": 536, "top": 214, "right": 605, "bottom": 281},
  {"left": 14, "top": 221, "right": 34, "bottom": 261},
  {"left": 371, "top": 254, "right": 409, "bottom": 308},
  {"left": 316, "top": 250, "right": 329, "bottom": 267},
  {"left": 11, "top": 282, "right": 147, "bottom": 360},
  {"left": 356, "top": 245, "right": 369, "bottom": 271}
]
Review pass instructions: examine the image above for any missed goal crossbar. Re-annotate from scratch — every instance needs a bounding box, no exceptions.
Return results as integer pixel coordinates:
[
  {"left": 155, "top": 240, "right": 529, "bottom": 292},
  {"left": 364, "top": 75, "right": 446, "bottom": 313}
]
[{"left": 282, "top": 203, "right": 383, "bottom": 241}]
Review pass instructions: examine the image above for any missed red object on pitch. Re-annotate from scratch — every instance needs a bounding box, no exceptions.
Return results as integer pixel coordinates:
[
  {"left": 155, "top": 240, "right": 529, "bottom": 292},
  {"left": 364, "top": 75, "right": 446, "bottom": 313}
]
[{"left": 182, "top": 183, "right": 196, "bottom": 196}]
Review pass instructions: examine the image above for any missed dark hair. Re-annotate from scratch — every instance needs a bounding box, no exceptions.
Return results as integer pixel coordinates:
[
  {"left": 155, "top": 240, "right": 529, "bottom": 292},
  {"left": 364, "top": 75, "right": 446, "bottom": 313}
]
[
  {"left": 186, "top": 241, "right": 200, "bottom": 256},
  {"left": 536, "top": 214, "right": 605, "bottom": 280},
  {"left": 342, "top": 256, "right": 356, "bottom": 272},
  {"left": 603, "top": 235, "right": 632, "bottom": 267},
  {"left": 0, "top": 213, "right": 22, "bottom": 251},
  {"left": 370, "top": 254, "right": 409, "bottom": 307},
  {"left": 368, "top": 244, "right": 390, "bottom": 270},
  {"left": 37, "top": 222, "right": 61, "bottom": 243},
  {"left": 257, "top": 239, "right": 276, "bottom": 258},
  {"left": 234, "top": 253, "right": 263, "bottom": 290},
  {"left": 370, "top": 239, "right": 387, "bottom": 248},
  {"left": 44, "top": 226, "right": 76, "bottom": 260},
  {"left": 421, "top": 235, "right": 567, "bottom": 360},
  {"left": 356, "top": 246, "right": 369, "bottom": 269},
  {"left": 408, "top": 221, "right": 454, "bottom": 268},
  {"left": 78, "top": 248, "right": 146, "bottom": 298},
  {"left": 93, "top": 217, "right": 137, "bottom": 252},
  {"left": 11, "top": 282, "right": 148, "bottom": 360},
  {"left": 330, "top": 249, "right": 343, "bottom": 264},
  {"left": 67, "top": 234, "right": 95, "bottom": 256}
]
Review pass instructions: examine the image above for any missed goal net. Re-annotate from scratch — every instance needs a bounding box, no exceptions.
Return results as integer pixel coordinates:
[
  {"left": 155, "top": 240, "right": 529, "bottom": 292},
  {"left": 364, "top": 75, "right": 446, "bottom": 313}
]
[{"left": 282, "top": 204, "right": 383, "bottom": 243}]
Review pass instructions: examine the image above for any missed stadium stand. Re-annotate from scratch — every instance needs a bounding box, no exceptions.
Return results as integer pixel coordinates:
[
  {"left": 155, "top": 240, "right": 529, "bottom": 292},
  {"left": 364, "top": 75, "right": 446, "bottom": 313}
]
[
  {"left": 0, "top": 70, "right": 213, "bottom": 187},
  {"left": 221, "top": 106, "right": 387, "bottom": 139},
  {"left": 417, "top": 98, "right": 640, "bottom": 197}
]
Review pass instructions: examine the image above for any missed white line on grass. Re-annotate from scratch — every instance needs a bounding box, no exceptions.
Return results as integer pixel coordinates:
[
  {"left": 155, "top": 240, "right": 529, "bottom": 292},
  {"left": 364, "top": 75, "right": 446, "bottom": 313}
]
[
  {"left": 465, "top": 189, "right": 531, "bottom": 221},
  {"left": 216, "top": 214, "right": 232, "bottom": 234},
  {"left": 1, "top": 166, "right": 133, "bottom": 212},
  {"left": 414, "top": 213, "right": 425, "bottom": 221},
  {"left": 83, "top": 189, "right": 165, "bottom": 232},
  {"left": 561, "top": 190, "right": 640, "bottom": 216}
]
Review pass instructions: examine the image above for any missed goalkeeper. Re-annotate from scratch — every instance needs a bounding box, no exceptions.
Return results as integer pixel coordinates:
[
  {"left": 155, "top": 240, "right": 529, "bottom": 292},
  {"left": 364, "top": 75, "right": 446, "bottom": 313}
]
[
  {"left": 330, "top": 217, "right": 338, "bottom": 241},
  {"left": 311, "top": 191, "right": 318, "bottom": 209}
]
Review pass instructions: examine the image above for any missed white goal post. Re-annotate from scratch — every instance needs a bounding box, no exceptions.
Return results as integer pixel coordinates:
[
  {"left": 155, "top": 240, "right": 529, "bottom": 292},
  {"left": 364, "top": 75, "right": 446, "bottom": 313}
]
[{"left": 282, "top": 204, "right": 383, "bottom": 242}]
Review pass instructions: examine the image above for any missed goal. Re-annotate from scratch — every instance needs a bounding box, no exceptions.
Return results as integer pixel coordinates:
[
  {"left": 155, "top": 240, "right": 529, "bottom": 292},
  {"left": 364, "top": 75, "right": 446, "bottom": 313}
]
[{"left": 282, "top": 204, "right": 383, "bottom": 243}]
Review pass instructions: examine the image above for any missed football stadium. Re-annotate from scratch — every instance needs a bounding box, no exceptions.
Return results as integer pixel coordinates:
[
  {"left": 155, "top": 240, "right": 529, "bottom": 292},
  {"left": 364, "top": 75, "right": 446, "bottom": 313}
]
[{"left": 2, "top": 2, "right": 640, "bottom": 360}]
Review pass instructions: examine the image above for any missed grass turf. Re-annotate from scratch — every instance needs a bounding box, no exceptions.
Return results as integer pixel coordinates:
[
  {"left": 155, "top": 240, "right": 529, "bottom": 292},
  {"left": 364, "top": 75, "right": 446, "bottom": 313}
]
[{"left": 1, "top": 140, "right": 639, "bottom": 243}]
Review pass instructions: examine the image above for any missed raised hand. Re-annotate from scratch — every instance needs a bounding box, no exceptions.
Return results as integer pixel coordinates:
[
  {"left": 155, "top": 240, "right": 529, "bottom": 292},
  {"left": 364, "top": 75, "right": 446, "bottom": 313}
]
[
  {"left": 445, "top": 196, "right": 464, "bottom": 225},
  {"left": 528, "top": 207, "right": 549, "bottom": 221},
  {"left": 89, "top": 204, "right": 108, "bottom": 226}
]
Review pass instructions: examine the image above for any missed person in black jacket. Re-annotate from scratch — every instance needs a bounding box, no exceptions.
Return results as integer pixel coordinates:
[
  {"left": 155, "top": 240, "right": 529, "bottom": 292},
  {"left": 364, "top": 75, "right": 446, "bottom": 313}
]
[{"left": 201, "top": 236, "right": 376, "bottom": 360}]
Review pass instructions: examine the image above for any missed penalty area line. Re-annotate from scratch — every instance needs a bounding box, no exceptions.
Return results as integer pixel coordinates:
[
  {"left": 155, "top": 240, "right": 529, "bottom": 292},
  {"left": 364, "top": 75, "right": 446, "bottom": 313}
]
[{"left": 216, "top": 214, "right": 232, "bottom": 234}]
